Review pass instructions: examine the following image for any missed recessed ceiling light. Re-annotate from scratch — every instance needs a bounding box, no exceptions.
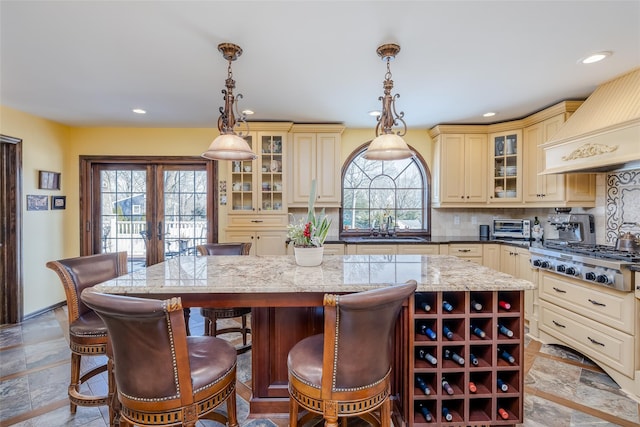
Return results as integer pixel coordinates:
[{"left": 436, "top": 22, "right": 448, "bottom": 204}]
[
  {"left": 242, "top": 109, "right": 254, "bottom": 115},
  {"left": 368, "top": 110, "right": 381, "bottom": 117},
  {"left": 132, "top": 108, "right": 146, "bottom": 114},
  {"left": 579, "top": 51, "right": 612, "bottom": 64},
  {"left": 483, "top": 112, "right": 496, "bottom": 117}
]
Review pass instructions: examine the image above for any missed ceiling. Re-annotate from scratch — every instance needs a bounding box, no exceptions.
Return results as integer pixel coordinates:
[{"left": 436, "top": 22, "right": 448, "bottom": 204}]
[{"left": 1, "top": 1, "right": 639, "bottom": 130}]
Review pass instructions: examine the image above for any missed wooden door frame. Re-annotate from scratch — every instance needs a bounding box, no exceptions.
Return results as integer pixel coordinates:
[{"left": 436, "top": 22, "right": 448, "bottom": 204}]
[
  {"left": 1, "top": 134, "right": 23, "bottom": 324},
  {"left": 79, "top": 156, "right": 218, "bottom": 256}
]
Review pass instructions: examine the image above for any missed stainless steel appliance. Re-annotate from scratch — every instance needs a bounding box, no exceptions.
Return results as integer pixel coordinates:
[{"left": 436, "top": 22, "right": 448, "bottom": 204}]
[
  {"left": 543, "top": 213, "right": 595, "bottom": 246},
  {"left": 492, "top": 219, "right": 530, "bottom": 239},
  {"left": 530, "top": 243, "right": 638, "bottom": 292}
]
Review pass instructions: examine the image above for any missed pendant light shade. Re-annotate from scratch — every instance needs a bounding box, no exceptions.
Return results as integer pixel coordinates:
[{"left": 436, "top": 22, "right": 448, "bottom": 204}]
[
  {"left": 202, "top": 133, "right": 256, "bottom": 161},
  {"left": 364, "top": 133, "right": 414, "bottom": 160},
  {"left": 363, "top": 43, "right": 415, "bottom": 161},
  {"left": 201, "top": 43, "right": 257, "bottom": 161}
]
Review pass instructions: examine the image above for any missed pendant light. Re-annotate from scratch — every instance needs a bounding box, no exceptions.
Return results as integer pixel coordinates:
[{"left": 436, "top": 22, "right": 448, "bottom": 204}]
[
  {"left": 363, "top": 43, "right": 415, "bottom": 160},
  {"left": 202, "top": 43, "right": 257, "bottom": 161}
]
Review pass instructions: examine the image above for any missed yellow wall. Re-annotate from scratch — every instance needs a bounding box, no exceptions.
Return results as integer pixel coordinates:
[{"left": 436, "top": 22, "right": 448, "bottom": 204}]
[
  {"left": 1, "top": 105, "right": 434, "bottom": 316},
  {"left": 0, "top": 106, "right": 70, "bottom": 314}
]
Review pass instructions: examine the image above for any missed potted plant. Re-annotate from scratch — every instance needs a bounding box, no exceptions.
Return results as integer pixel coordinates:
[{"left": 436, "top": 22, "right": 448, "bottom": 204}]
[{"left": 287, "top": 180, "right": 331, "bottom": 266}]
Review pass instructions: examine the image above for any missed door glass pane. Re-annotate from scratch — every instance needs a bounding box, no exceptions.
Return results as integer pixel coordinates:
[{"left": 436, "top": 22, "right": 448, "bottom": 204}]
[
  {"left": 100, "top": 169, "right": 147, "bottom": 271},
  {"left": 163, "top": 169, "right": 207, "bottom": 259}
]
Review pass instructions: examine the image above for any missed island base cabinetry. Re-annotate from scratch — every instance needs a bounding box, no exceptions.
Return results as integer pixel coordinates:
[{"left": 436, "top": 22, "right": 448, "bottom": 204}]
[{"left": 411, "top": 290, "right": 524, "bottom": 426}]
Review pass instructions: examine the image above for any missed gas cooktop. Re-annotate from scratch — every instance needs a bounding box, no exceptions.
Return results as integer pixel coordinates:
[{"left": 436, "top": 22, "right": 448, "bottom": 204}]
[{"left": 542, "top": 242, "right": 640, "bottom": 263}]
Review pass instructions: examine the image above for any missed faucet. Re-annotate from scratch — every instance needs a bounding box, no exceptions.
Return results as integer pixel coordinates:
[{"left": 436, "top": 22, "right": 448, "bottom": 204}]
[{"left": 385, "top": 216, "right": 395, "bottom": 237}]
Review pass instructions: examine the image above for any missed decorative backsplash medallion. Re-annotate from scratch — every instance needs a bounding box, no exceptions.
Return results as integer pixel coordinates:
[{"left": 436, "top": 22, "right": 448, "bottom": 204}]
[{"left": 605, "top": 169, "right": 640, "bottom": 243}]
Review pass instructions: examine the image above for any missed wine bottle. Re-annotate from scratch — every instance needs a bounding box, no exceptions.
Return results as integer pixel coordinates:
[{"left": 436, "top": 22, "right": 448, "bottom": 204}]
[
  {"left": 443, "top": 325, "right": 454, "bottom": 340},
  {"left": 444, "top": 349, "right": 465, "bottom": 365},
  {"left": 469, "top": 353, "right": 479, "bottom": 366},
  {"left": 470, "top": 324, "right": 486, "bottom": 338},
  {"left": 470, "top": 300, "right": 483, "bottom": 311},
  {"left": 469, "top": 381, "right": 477, "bottom": 393},
  {"left": 442, "top": 407, "right": 453, "bottom": 422},
  {"left": 498, "top": 407, "right": 509, "bottom": 420},
  {"left": 498, "top": 324, "right": 514, "bottom": 338},
  {"left": 499, "top": 300, "right": 511, "bottom": 310},
  {"left": 498, "top": 347, "right": 515, "bottom": 364},
  {"left": 441, "top": 378, "right": 454, "bottom": 395},
  {"left": 442, "top": 300, "right": 453, "bottom": 312},
  {"left": 419, "top": 300, "right": 431, "bottom": 313},
  {"left": 417, "top": 403, "right": 432, "bottom": 422},
  {"left": 418, "top": 324, "right": 437, "bottom": 340},
  {"left": 497, "top": 378, "right": 509, "bottom": 392},
  {"left": 415, "top": 376, "right": 431, "bottom": 395},
  {"left": 418, "top": 349, "right": 437, "bottom": 365}
]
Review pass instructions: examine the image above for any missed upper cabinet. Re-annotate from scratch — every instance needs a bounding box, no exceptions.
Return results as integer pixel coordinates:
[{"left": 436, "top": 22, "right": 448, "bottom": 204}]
[
  {"left": 228, "top": 128, "right": 290, "bottom": 215},
  {"left": 523, "top": 109, "right": 596, "bottom": 207},
  {"left": 488, "top": 130, "right": 523, "bottom": 203},
  {"left": 432, "top": 131, "right": 487, "bottom": 206},
  {"left": 430, "top": 101, "right": 596, "bottom": 208},
  {"left": 288, "top": 124, "right": 345, "bottom": 207}
]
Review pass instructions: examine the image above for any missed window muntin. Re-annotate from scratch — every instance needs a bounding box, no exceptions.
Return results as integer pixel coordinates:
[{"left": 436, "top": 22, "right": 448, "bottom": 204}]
[{"left": 342, "top": 148, "right": 429, "bottom": 234}]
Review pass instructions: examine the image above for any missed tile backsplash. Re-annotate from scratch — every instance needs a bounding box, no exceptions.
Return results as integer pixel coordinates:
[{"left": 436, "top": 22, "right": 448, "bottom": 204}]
[{"left": 604, "top": 169, "right": 640, "bottom": 244}]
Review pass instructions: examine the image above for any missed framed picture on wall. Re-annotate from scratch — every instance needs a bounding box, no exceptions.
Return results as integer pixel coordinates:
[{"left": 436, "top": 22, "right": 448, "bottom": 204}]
[
  {"left": 39, "top": 170, "right": 61, "bottom": 190},
  {"left": 26, "top": 195, "right": 48, "bottom": 211},
  {"left": 51, "top": 195, "right": 66, "bottom": 210}
]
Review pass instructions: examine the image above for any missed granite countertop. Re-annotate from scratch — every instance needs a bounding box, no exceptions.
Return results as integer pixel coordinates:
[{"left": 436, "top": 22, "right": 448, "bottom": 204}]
[
  {"left": 93, "top": 254, "right": 536, "bottom": 295},
  {"left": 327, "top": 235, "right": 538, "bottom": 248}
]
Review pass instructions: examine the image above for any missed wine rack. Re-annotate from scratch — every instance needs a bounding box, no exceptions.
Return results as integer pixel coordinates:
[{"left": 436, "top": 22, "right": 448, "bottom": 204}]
[{"left": 411, "top": 291, "right": 524, "bottom": 425}]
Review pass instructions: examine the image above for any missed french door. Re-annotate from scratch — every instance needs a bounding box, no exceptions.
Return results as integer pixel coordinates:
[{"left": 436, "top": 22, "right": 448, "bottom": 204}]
[{"left": 80, "top": 157, "right": 217, "bottom": 269}]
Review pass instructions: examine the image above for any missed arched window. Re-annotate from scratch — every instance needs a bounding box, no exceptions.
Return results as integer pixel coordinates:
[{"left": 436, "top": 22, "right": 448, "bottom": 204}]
[{"left": 341, "top": 144, "right": 430, "bottom": 236}]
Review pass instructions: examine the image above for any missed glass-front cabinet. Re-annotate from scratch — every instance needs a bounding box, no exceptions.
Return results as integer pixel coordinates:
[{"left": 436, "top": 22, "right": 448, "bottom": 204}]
[
  {"left": 229, "top": 132, "right": 286, "bottom": 214},
  {"left": 489, "top": 130, "right": 522, "bottom": 203}
]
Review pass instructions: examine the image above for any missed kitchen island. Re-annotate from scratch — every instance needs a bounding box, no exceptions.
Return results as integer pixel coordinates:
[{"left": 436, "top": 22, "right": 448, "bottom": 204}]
[{"left": 92, "top": 254, "right": 535, "bottom": 426}]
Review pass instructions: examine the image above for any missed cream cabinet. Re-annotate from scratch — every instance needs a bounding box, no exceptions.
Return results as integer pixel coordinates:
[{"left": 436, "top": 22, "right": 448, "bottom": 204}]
[
  {"left": 229, "top": 131, "right": 288, "bottom": 215},
  {"left": 482, "top": 243, "right": 501, "bottom": 270},
  {"left": 225, "top": 230, "right": 288, "bottom": 256},
  {"left": 488, "top": 130, "right": 523, "bottom": 203},
  {"left": 288, "top": 125, "right": 345, "bottom": 207},
  {"left": 448, "top": 243, "right": 483, "bottom": 264},
  {"left": 432, "top": 133, "right": 488, "bottom": 206},
  {"left": 345, "top": 244, "right": 440, "bottom": 255},
  {"left": 523, "top": 114, "right": 596, "bottom": 206},
  {"left": 397, "top": 244, "right": 440, "bottom": 255},
  {"left": 500, "top": 246, "right": 537, "bottom": 323}
]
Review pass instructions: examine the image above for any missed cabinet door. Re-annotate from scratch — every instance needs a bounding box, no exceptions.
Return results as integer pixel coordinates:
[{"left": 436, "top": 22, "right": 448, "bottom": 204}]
[
  {"left": 355, "top": 244, "right": 397, "bottom": 255},
  {"left": 229, "top": 133, "right": 258, "bottom": 213},
  {"left": 439, "top": 134, "right": 466, "bottom": 202},
  {"left": 323, "top": 243, "right": 345, "bottom": 255},
  {"left": 397, "top": 244, "right": 440, "bottom": 255},
  {"left": 257, "top": 132, "right": 286, "bottom": 214},
  {"left": 289, "top": 133, "right": 316, "bottom": 205},
  {"left": 316, "top": 133, "right": 341, "bottom": 204},
  {"left": 500, "top": 246, "right": 517, "bottom": 276},
  {"left": 465, "top": 134, "right": 488, "bottom": 203},
  {"left": 489, "top": 130, "right": 523, "bottom": 203},
  {"left": 538, "top": 116, "right": 566, "bottom": 202},
  {"left": 482, "top": 244, "right": 501, "bottom": 270},
  {"left": 256, "top": 231, "right": 288, "bottom": 255},
  {"left": 523, "top": 123, "right": 543, "bottom": 202}
]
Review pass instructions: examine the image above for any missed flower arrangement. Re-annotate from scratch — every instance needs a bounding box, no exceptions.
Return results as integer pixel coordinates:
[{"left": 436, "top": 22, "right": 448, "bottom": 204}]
[{"left": 287, "top": 180, "right": 331, "bottom": 248}]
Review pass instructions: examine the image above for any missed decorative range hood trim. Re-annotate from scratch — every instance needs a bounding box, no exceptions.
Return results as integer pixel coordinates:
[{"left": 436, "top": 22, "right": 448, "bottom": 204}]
[{"left": 540, "top": 68, "right": 640, "bottom": 174}]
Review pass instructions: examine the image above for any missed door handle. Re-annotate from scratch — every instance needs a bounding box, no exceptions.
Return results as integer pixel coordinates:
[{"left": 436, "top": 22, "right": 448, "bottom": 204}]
[{"left": 158, "top": 221, "right": 163, "bottom": 240}]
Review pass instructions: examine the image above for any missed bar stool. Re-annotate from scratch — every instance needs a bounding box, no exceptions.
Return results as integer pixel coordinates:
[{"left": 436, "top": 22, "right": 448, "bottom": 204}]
[
  {"left": 46, "top": 251, "right": 128, "bottom": 414},
  {"left": 287, "top": 280, "right": 417, "bottom": 427},
  {"left": 196, "top": 243, "right": 252, "bottom": 354},
  {"left": 81, "top": 290, "right": 239, "bottom": 427}
]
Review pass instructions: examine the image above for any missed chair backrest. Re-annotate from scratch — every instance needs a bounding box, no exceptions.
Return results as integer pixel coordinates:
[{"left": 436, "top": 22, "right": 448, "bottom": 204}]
[
  {"left": 46, "top": 252, "right": 128, "bottom": 322},
  {"left": 81, "top": 291, "right": 194, "bottom": 408},
  {"left": 322, "top": 280, "right": 417, "bottom": 392},
  {"left": 196, "top": 242, "right": 251, "bottom": 256}
]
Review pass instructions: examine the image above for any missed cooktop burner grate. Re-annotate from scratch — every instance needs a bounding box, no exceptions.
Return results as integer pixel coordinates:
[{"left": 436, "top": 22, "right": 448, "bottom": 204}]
[{"left": 542, "top": 242, "right": 640, "bottom": 262}]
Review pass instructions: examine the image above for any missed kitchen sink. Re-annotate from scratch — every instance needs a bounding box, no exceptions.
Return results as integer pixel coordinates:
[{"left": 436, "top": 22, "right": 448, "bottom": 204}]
[{"left": 343, "top": 236, "right": 427, "bottom": 243}]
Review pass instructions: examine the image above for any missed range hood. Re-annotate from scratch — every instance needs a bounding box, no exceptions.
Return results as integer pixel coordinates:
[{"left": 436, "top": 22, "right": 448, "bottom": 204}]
[{"left": 541, "top": 67, "right": 640, "bottom": 174}]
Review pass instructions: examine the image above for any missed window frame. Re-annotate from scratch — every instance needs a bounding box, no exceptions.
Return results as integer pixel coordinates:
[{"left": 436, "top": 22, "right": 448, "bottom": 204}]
[{"left": 339, "top": 142, "right": 431, "bottom": 238}]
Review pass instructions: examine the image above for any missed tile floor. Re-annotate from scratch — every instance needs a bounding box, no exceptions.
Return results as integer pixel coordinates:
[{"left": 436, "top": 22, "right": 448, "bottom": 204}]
[{"left": 1, "top": 308, "right": 638, "bottom": 427}]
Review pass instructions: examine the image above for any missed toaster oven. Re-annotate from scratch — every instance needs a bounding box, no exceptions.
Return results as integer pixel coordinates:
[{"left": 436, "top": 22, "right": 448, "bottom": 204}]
[{"left": 492, "top": 219, "right": 531, "bottom": 239}]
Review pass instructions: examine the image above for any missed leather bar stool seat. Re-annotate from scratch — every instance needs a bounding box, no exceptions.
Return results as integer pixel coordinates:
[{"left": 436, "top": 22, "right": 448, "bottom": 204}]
[
  {"left": 197, "top": 243, "right": 252, "bottom": 354},
  {"left": 288, "top": 281, "right": 417, "bottom": 427},
  {"left": 46, "top": 251, "right": 128, "bottom": 415}
]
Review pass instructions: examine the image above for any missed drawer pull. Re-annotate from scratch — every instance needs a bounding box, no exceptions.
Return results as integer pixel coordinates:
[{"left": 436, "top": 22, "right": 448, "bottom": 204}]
[
  {"left": 552, "top": 287, "right": 567, "bottom": 293},
  {"left": 587, "top": 336, "right": 605, "bottom": 347},
  {"left": 587, "top": 299, "right": 606, "bottom": 307},
  {"left": 458, "top": 249, "right": 471, "bottom": 253},
  {"left": 552, "top": 320, "right": 566, "bottom": 328},
  {"left": 250, "top": 220, "right": 263, "bottom": 223}
]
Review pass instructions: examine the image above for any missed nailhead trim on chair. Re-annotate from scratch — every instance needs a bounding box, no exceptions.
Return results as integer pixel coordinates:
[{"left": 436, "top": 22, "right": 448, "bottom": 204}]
[
  {"left": 70, "top": 342, "right": 107, "bottom": 354},
  {"left": 193, "top": 363, "right": 236, "bottom": 394},
  {"left": 289, "top": 381, "right": 389, "bottom": 416}
]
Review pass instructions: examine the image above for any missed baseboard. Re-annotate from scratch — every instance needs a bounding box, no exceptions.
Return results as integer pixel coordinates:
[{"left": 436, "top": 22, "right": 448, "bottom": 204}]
[{"left": 22, "top": 301, "right": 66, "bottom": 321}]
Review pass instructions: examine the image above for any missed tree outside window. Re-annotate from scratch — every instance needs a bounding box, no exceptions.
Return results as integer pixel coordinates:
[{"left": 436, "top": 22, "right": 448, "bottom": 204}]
[{"left": 342, "top": 147, "right": 430, "bottom": 234}]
